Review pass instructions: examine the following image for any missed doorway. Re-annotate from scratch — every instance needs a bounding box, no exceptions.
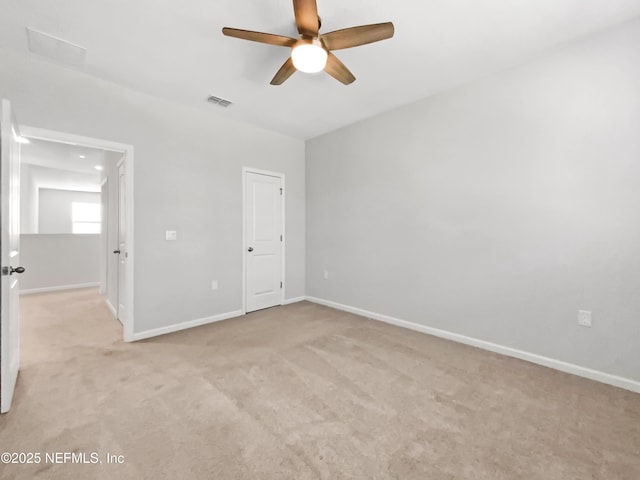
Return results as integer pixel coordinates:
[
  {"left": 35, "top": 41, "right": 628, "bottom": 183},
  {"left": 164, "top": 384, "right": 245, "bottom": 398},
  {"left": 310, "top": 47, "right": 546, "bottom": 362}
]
[
  {"left": 19, "top": 126, "right": 134, "bottom": 341},
  {"left": 243, "top": 168, "right": 285, "bottom": 313}
]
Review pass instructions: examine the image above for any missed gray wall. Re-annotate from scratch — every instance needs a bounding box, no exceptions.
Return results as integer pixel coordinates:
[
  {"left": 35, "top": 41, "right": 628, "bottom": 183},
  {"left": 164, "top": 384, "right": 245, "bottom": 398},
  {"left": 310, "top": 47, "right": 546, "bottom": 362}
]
[
  {"left": 306, "top": 19, "right": 640, "bottom": 381},
  {"left": 0, "top": 46, "right": 305, "bottom": 334},
  {"left": 38, "top": 188, "right": 100, "bottom": 234},
  {"left": 20, "top": 165, "right": 101, "bottom": 233},
  {"left": 19, "top": 163, "right": 38, "bottom": 234},
  {"left": 20, "top": 234, "right": 100, "bottom": 291}
]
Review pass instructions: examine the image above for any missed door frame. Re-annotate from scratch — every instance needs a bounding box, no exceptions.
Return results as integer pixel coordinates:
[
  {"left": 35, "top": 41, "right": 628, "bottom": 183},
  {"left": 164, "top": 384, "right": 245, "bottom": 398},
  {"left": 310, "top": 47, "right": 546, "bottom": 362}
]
[
  {"left": 99, "top": 176, "right": 108, "bottom": 296},
  {"left": 19, "top": 126, "right": 135, "bottom": 342},
  {"left": 116, "top": 158, "right": 126, "bottom": 324},
  {"left": 241, "top": 167, "right": 285, "bottom": 315}
]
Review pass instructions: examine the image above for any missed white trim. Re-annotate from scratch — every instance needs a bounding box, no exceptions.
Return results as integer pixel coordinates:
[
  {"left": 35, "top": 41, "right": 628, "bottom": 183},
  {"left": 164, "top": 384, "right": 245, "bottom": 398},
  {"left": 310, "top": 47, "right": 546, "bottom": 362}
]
[
  {"left": 242, "top": 167, "right": 286, "bottom": 314},
  {"left": 105, "top": 299, "right": 117, "bottom": 319},
  {"left": 284, "top": 296, "right": 306, "bottom": 305},
  {"left": 306, "top": 296, "right": 640, "bottom": 394},
  {"left": 242, "top": 170, "right": 246, "bottom": 314},
  {"left": 130, "top": 310, "right": 243, "bottom": 342},
  {"left": 20, "top": 283, "right": 100, "bottom": 295},
  {"left": 99, "top": 177, "right": 108, "bottom": 297},
  {"left": 241, "top": 167, "right": 284, "bottom": 178},
  {"left": 281, "top": 175, "right": 286, "bottom": 305},
  {"left": 21, "top": 233, "right": 100, "bottom": 238},
  {"left": 19, "top": 126, "right": 135, "bottom": 343},
  {"left": 20, "top": 126, "right": 130, "bottom": 153}
]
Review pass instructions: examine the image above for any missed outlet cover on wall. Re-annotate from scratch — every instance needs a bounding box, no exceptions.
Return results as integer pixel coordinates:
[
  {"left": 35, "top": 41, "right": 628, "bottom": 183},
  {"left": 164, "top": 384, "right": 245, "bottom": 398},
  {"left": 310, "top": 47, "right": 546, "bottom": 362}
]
[
  {"left": 211, "top": 280, "right": 218, "bottom": 291},
  {"left": 166, "top": 230, "right": 177, "bottom": 241},
  {"left": 323, "top": 270, "right": 329, "bottom": 280},
  {"left": 578, "top": 310, "right": 592, "bottom": 327}
]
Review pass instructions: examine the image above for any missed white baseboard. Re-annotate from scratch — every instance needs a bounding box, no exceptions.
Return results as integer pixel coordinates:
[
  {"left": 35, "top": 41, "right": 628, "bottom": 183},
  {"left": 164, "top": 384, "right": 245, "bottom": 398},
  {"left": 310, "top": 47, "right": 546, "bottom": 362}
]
[
  {"left": 20, "top": 283, "right": 100, "bottom": 295},
  {"left": 283, "top": 296, "right": 306, "bottom": 305},
  {"left": 130, "top": 310, "right": 243, "bottom": 342},
  {"left": 105, "top": 299, "right": 117, "bottom": 320},
  {"left": 306, "top": 296, "right": 640, "bottom": 394}
]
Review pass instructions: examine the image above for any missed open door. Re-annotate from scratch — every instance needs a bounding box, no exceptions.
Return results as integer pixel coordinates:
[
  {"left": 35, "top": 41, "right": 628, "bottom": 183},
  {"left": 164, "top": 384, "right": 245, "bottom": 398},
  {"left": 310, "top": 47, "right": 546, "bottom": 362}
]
[
  {"left": 117, "top": 161, "right": 126, "bottom": 324},
  {"left": 1, "top": 99, "right": 23, "bottom": 413}
]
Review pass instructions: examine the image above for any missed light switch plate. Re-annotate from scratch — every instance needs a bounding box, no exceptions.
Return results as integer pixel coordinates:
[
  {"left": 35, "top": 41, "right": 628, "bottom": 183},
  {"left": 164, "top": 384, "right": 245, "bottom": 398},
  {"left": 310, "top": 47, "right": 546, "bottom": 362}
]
[{"left": 166, "top": 230, "right": 177, "bottom": 241}]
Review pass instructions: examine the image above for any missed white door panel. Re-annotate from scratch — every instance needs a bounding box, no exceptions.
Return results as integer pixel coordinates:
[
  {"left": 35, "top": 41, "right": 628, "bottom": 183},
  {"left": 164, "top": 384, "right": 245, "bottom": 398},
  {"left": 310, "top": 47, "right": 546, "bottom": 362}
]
[
  {"left": 253, "top": 182, "right": 277, "bottom": 240},
  {"left": 252, "top": 254, "right": 279, "bottom": 294},
  {"left": 1, "top": 99, "right": 22, "bottom": 413},
  {"left": 245, "top": 171, "right": 283, "bottom": 313},
  {"left": 117, "top": 162, "right": 126, "bottom": 325}
]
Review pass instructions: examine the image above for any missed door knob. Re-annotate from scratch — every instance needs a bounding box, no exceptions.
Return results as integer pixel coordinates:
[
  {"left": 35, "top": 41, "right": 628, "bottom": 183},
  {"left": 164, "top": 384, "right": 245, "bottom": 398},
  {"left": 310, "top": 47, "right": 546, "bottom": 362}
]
[
  {"left": 113, "top": 250, "right": 121, "bottom": 254},
  {"left": 10, "top": 266, "right": 25, "bottom": 275},
  {"left": 247, "top": 247, "right": 254, "bottom": 252}
]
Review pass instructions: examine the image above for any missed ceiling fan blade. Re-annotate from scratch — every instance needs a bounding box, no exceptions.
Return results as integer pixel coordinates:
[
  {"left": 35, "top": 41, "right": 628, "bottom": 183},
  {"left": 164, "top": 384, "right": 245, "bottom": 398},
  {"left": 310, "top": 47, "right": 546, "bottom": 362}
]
[
  {"left": 271, "top": 57, "right": 297, "bottom": 85},
  {"left": 321, "top": 22, "right": 394, "bottom": 51},
  {"left": 324, "top": 53, "right": 355, "bottom": 85},
  {"left": 222, "top": 27, "right": 297, "bottom": 47},
  {"left": 293, "top": 0, "right": 319, "bottom": 37}
]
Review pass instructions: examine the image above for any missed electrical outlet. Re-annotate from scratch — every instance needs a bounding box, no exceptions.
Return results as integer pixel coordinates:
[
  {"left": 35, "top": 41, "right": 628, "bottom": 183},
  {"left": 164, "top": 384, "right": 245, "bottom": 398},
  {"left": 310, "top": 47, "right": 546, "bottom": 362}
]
[
  {"left": 323, "top": 270, "right": 329, "bottom": 280},
  {"left": 165, "top": 230, "right": 177, "bottom": 241},
  {"left": 578, "top": 310, "right": 592, "bottom": 327},
  {"left": 211, "top": 280, "right": 218, "bottom": 291}
]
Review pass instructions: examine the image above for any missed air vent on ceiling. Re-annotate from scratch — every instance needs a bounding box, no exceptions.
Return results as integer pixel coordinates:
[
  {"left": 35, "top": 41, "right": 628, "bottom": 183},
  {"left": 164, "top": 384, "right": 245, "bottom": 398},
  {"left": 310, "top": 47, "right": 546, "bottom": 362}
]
[
  {"left": 26, "top": 27, "right": 86, "bottom": 68},
  {"left": 207, "top": 95, "right": 233, "bottom": 108}
]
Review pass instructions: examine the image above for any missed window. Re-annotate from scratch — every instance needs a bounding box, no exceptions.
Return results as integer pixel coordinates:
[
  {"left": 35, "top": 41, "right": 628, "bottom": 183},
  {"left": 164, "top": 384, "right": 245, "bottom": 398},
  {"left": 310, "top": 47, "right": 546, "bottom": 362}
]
[{"left": 72, "top": 202, "right": 101, "bottom": 234}]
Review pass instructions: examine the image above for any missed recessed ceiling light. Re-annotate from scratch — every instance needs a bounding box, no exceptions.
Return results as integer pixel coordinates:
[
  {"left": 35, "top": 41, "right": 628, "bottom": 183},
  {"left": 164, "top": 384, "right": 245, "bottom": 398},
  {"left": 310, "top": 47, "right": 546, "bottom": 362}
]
[
  {"left": 15, "top": 136, "right": 30, "bottom": 144},
  {"left": 94, "top": 165, "right": 103, "bottom": 171},
  {"left": 79, "top": 155, "right": 86, "bottom": 159}
]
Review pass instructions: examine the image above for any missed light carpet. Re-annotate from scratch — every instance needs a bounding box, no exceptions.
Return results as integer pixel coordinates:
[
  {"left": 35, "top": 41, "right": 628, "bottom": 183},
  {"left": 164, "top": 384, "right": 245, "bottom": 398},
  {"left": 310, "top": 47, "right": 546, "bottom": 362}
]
[{"left": 0, "top": 288, "right": 638, "bottom": 479}]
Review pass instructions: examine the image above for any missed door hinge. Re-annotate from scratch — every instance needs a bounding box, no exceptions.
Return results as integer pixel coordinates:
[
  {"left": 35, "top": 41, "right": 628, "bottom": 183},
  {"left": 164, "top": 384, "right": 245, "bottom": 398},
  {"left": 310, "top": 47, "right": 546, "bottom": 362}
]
[
  {"left": 280, "top": 281, "right": 283, "bottom": 289},
  {"left": 280, "top": 187, "right": 283, "bottom": 195},
  {"left": 280, "top": 234, "right": 283, "bottom": 242}
]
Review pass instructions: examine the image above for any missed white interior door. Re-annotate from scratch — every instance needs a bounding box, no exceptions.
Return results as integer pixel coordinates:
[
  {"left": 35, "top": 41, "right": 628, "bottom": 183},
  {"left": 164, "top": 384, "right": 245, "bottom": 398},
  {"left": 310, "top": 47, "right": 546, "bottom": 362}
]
[
  {"left": 244, "top": 171, "right": 283, "bottom": 313},
  {"left": 1, "top": 99, "right": 23, "bottom": 413},
  {"left": 117, "top": 162, "right": 126, "bottom": 324}
]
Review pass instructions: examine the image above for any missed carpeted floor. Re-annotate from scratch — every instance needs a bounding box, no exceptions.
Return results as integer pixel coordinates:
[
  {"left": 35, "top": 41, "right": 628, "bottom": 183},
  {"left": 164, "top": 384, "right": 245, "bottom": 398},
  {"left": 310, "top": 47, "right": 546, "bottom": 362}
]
[{"left": 0, "top": 288, "right": 638, "bottom": 479}]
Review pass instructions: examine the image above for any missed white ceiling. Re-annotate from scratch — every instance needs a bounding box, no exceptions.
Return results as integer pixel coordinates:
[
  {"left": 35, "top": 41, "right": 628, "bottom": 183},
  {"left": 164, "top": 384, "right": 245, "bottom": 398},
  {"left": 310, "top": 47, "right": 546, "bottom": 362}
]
[
  {"left": 20, "top": 138, "right": 106, "bottom": 175},
  {"left": 1, "top": 1, "right": 640, "bottom": 139}
]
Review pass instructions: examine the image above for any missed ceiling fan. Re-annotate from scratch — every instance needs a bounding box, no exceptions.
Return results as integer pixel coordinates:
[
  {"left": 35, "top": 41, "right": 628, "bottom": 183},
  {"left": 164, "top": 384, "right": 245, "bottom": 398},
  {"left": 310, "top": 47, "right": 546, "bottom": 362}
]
[{"left": 222, "top": 0, "right": 394, "bottom": 85}]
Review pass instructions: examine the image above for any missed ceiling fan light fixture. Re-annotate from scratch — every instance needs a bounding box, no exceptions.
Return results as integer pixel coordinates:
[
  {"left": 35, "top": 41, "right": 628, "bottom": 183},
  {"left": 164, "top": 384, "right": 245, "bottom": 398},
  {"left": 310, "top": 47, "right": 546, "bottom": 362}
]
[
  {"left": 291, "top": 39, "right": 327, "bottom": 73},
  {"left": 222, "top": 0, "right": 395, "bottom": 85}
]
